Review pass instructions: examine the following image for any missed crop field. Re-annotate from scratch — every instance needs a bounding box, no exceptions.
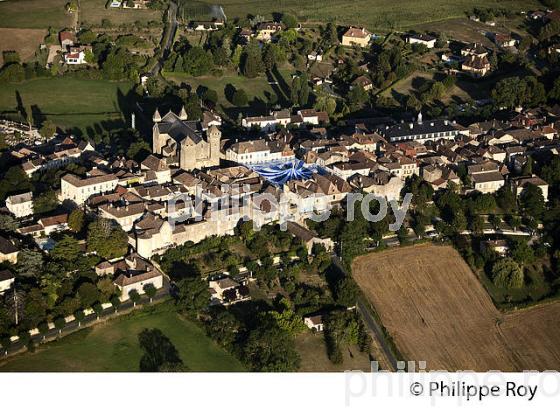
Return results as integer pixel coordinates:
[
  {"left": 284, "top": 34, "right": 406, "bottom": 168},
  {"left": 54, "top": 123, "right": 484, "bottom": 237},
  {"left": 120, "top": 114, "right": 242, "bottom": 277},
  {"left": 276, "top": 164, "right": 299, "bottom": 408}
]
[
  {"left": 187, "top": 0, "right": 541, "bottom": 31},
  {"left": 0, "top": 0, "right": 72, "bottom": 29},
  {"left": 0, "top": 28, "right": 46, "bottom": 65},
  {"left": 352, "top": 244, "right": 560, "bottom": 371}
]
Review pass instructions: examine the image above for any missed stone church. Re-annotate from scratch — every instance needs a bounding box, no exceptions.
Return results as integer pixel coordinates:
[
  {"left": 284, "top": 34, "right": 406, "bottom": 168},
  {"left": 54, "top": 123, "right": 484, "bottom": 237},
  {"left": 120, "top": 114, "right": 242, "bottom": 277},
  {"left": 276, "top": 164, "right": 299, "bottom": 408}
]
[{"left": 152, "top": 107, "right": 222, "bottom": 171}]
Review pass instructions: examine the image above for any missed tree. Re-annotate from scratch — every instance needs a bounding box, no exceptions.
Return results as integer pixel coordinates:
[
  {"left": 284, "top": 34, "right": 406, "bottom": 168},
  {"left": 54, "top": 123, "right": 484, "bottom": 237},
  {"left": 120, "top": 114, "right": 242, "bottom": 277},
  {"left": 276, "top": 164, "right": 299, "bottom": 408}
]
[
  {"left": 176, "top": 276, "right": 210, "bottom": 316},
  {"left": 54, "top": 316, "right": 66, "bottom": 335},
  {"left": 0, "top": 63, "right": 25, "bottom": 83},
  {"left": 68, "top": 208, "right": 85, "bottom": 233},
  {"left": 138, "top": 328, "right": 185, "bottom": 372},
  {"left": 334, "top": 276, "right": 358, "bottom": 307},
  {"left": 33, "top": 190, "right": 58, "bottom": 214},
  {"left": 92, "top": 303, "right": 104, "bottom": 319},
  {"left": 15, "top": 249, "right": 44, "bottom": 278},
  {"left": 519, "top": 184, "right": 545, "bottom": 220},
  {"left": 74, "top": 309, "right": 85, "bottom": 327},
  {"left": 265, "top": 298, "right": 306, "bottom": 335},
  {"left": 77, "top": 282, "right": 100, "bottom": 308},
  {"left": 129, "top": 289, "right": 141, "bottom": 307},
  {"left": 243, "top": 325, "right": 300, "bottom": 371},
  {"left": 347, "top": 85, "right": 368, "bottom": 109},
  {"left": 241, "top": 41, "right": 264, "bottom": 78},
  {"left": 87, "top": 218, "right": 128, "bottom": 259},
  {"left": 281, "top": 13, "right": 298, "bottom": 29},
  {"left": 509, "top": 238, "right": 535, "bottom": 266},
  {"left": 232, "top": 89, "right": 248, "bottom": 107},
  {"left": 39, "top": 120, "right": 56, "bottom": 140},
  {"left": 50, "top": 235, "right": 81, "bottom": 262},
  {"left": 496, "top": 185, "right": 517, "bottom": 213},
  {"left": 110, "top": 295, "right": 121, "bottom": 312},
  {"left": 492, "top": 258, "right": 524, "bottom": 289},
  {"left": 143, "top": 283, "right": 157, "bottom": 303},
  {"left": 489, "top": 214, "right": 501, "bottom": 230}
]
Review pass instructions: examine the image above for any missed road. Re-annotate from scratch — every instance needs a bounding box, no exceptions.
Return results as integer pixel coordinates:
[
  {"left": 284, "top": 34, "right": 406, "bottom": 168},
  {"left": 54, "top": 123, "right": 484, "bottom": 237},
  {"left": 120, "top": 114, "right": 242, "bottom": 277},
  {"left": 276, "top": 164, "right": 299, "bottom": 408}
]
[
  {"left": 150, "top": 1, "right": 178, "bottom": 75},
  {"left": 331, "top": 256, "right": 399, "bottom": 371}
]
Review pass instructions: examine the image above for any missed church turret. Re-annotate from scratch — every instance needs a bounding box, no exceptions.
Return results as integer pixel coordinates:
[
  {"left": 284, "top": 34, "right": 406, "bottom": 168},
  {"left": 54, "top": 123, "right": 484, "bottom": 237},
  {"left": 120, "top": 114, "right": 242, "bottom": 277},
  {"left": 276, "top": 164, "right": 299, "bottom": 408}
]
[
  {"left": 153, "top": 108, "right": 161, "bottom": 123},
  {"left": 417, "top": 111, "right": 423, "bottom": 124},
  {"left": 179, "top": 105, "right": 188, "bottom": 121}
]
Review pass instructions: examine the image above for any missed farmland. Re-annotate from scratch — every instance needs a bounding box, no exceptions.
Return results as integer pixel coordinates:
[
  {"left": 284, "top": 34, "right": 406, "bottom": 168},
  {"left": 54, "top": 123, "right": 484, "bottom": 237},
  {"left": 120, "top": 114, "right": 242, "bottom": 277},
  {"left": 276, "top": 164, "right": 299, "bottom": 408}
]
[
  {"left": 184, "top": 0, "right": 541, "bottom": 31},
  {"left": 0, "top": 303, "right": 245, "bottom": 372},
  {"left": 352, "top": 244, "right": 560, "bottom": 371},
  {"left": 0, "top": 28, "right": 46, "bottom": 65},
  {"left": 0, "top": 0, "right": 72, "bottom": 29}
]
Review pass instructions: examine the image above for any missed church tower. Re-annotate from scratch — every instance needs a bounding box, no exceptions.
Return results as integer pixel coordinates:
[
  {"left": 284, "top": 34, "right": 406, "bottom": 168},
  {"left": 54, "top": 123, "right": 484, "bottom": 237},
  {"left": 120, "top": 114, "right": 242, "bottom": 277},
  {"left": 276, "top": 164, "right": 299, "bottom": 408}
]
[{"left": 207, "top": 125, "right": 221, "bottom": 166}]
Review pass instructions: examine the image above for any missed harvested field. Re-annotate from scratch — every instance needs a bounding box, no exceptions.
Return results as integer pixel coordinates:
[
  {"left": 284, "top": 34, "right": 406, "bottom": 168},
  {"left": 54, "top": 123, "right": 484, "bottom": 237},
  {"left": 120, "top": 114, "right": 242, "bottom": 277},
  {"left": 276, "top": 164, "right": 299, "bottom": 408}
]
[
  {"left": 0, "top": 28, "right": 46, "bottom": 65},
  {"left": 352, "top": 244, "right": 560, "bottom": 371}
]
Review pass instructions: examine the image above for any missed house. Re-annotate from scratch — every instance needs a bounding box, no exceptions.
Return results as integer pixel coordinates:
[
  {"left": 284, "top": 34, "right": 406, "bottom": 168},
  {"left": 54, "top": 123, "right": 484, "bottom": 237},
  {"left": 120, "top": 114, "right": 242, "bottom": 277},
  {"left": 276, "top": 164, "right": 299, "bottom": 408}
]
[
  {"left": 208, "top": 277, "right": 250, "bottom": 305},
  {"left": 190, "top": 19, "right": 224, "bottom": 31},
  {"left": 406, "top": 33, "right": 437, "bottom": 48},
  {"left": 286, "top": 221, "right": 334, "bottom": 254},
  {"left": 141, "top": 154, "right": 172, "bottom": 184},
  {"left": 492, "top": 33, "right": 517, "bottom": 48},
  {"left": 61, "top": 172, "right": 119, "bottom": 205},
  {"left": 63, "top": 46, "right": 91, "bottom": 65},
  {"left": 377, "top": 116, "right": 462, "bottom": 143},
  {"left": 378, "top": 156, "right": 419, "bottom": 181},
  {"left": 255, "top": 22, "right": 284, "bottom": 42},
  {"left": 5, "top": 192, "right": 33, "bottom": 218},
  {"left": 512, "top": 175, "right": 549, "bottom": 202},
  {"left": 341, "top": 26, "right": 372, "bottom": 47},
  {"left": 225, "top": 139, "right": 295, "bottom": 165},
  {"left": 152, "top": 107, "right": 222, "bottom": 171},
  {"left": 0, "top": 236, "right": 19, "bottom": 264},
  {"left": 112, "top": 255, "right": 164, "bottom": 301},
  {"left": 304, "top": 314, "right": 324, "bottom": 332},
  {"left": 471, "top": 171, "right": 505, "bottom": 194},
  {"left": 307, "top": 50, "right": 323, "bottom": 62},
  {"left": 421, "top": 164, "right": 460, "bottom": 190},
  {"left": 480, "top": 239, "right": 509, "bottom": 256},
  {"left": 461, "top": 43, "right": 488, "bottom": 58},
  {"left": 461, "top": 55, "right": 491, "bottom": 78},
  {"left": 348, "top": 170, "right": 404, "bottom": 201},
  {"left": 59, "top": 30, "right": 76, "bottom": 50},
  {"left": 352, "top": 75, "right": 373, "bottom": 91},
  {"left": 0, "top": 270, "right": 15, "bottom": 294}
]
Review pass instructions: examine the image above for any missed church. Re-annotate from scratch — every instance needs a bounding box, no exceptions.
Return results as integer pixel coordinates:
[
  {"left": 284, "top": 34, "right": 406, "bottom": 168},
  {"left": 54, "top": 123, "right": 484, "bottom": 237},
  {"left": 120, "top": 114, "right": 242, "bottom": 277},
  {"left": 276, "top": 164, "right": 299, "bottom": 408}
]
[{"left": 152, "top": 107, "right": 222, "bottom": 171}]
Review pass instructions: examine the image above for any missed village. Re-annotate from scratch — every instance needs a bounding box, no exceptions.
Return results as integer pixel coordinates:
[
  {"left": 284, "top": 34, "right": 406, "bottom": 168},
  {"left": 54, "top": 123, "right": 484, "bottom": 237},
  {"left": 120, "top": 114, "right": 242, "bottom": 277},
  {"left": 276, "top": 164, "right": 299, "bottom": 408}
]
[{"left": 0, "top": 0, "right": 560, "bottom": 375}]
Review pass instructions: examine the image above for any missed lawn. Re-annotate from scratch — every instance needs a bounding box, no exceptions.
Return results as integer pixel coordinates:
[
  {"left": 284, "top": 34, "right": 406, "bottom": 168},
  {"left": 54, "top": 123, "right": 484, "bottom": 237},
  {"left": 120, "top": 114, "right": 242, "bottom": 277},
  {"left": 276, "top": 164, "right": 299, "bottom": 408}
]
[
  {"left": 164, "top": 67, "right": 294, "bottom": 115},
  {"left": 0, "top": 28, "right": 47, "bottom": 65},
  {"left": 0, "top": 0, "right": 72, "bottom": 29},
  {"left": 0, "top": 77, "right": 134, "bottom": 133},
  {"left": 80, "top": 0, "right": 163, "bottom": 26},
  {"left": 185, "top": 0, "right": 541, "bottom": 31},
  {"left": 0, "top": 303, "right": 245, "bottom": 372}
]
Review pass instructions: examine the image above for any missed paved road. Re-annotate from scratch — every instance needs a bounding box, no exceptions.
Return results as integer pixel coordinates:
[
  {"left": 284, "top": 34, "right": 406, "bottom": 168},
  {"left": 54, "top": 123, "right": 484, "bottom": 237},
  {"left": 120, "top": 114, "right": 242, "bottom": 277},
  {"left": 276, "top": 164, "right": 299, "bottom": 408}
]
[{"left": 150, "top": 1, "right": 178, "bottom": 75}]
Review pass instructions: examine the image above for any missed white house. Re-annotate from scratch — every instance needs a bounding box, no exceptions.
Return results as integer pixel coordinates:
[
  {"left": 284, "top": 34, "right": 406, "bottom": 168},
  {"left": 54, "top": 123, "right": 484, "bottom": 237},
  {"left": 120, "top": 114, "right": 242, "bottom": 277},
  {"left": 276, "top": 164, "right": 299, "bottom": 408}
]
[
  {"left": 304, "top": 315, "right": 324, "bottom": 332},
  {"left": 406, "top": 33, "right": 437, "bottom": 48},
  {"left": 0, "top": 270, "right": 15, "bottom": 294},
  {"left": 60, "top": 172, "right": 119, "bottom": 205},
  {"left": 5, "top": 192, "right": 33, "bottom": 218}
]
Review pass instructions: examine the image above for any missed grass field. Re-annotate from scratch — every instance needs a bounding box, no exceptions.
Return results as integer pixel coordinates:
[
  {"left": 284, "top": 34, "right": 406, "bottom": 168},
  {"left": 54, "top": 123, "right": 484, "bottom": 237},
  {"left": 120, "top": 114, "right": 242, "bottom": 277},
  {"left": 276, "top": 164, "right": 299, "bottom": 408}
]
[
  {"left": 352, "top": 244, "right": 560, "bottom": 371},
  {"left": 80, "top": 0, "right": 163, "bottom": 26},
  {"left": 0, "top": 0, "right": 72, "bottom": 29},
  {"left": 0, "top": 304, "right": 245, "bottom": 372},
  {"left": 0, "top": 28, "right": 47, "bottom": 65},
  {"left": 0, "top": 77, "right": 133, "bottom": 132},
  {"left": 164, "top": 67, "right": 294, "bottom": 114},
  {"left": 186, "top": 0, "right": 541, "bottom": 31},
  {"left": 295, "top": 331, "right": 372, "bottom": 372}
]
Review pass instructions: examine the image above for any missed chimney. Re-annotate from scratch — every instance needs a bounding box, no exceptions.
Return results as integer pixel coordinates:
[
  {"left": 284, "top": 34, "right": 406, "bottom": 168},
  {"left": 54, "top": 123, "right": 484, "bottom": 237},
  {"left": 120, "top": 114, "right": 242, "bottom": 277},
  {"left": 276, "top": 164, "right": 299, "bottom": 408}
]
[{"left": 153, "top": 108, "right": 161, "bottom": 123}]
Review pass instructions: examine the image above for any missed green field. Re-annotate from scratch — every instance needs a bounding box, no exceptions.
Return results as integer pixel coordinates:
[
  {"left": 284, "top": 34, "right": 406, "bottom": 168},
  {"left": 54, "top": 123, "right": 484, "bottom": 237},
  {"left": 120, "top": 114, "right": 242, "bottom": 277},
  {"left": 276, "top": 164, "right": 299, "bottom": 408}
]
[
  {"left": 0, "top": 303, "right": 245, "bottom": 372},
  {"left": 186, "top": 0, "right": 540, "bottom": 30},
  {"left": 0, "top": 77, "right": 133, "bottom": 132},
  {"left": 80, "top": 0, "right": 163, "bottom": 26},
  {"left": 164, "top": 67, "right": 294, "bottom": 113},
  {"left": 0, "top": 0, "right": 72, "bottom": 29}
]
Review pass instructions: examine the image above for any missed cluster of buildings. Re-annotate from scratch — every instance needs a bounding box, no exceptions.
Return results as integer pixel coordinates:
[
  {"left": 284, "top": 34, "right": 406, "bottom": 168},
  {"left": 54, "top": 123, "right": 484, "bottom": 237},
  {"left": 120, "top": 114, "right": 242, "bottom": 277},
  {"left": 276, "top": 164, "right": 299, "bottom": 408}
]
[
  {"left": 59, "top": 30, "right": 92, "bottom": 65},
  {"left": 2, "top": 99, "right": 559, "bottom": 303}
]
